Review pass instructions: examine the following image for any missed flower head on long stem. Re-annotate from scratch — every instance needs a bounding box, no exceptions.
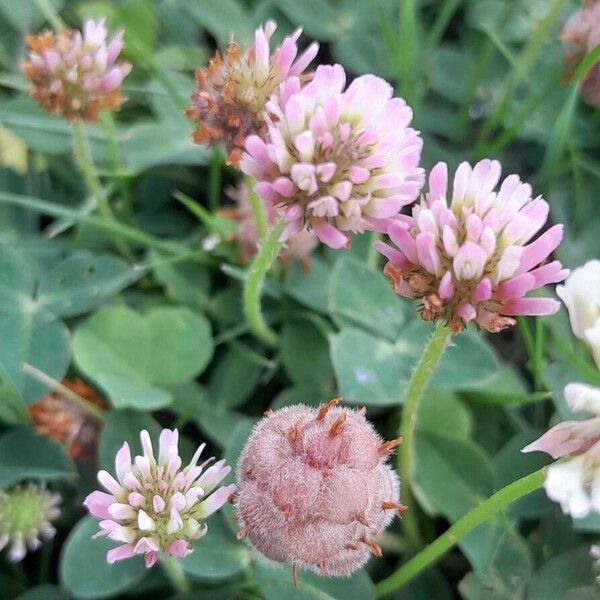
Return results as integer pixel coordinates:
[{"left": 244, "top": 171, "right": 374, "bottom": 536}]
[
  {"left": 376, "top": 159, "right": 568, "bottom": 333},
  {"left": 22, "top": 19, "right": 131, "bottom": 121}
]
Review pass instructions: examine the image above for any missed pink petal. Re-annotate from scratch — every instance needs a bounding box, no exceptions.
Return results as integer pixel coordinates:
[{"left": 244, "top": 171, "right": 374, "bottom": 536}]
[
  {"left": 144, "top": 551, "right": 159, "bottom": 568},
  {"left": 139, "top": 430, "right": 154, "bottom": 460},
  {"left": 415, "top": 232, "right": 441, "bottom": 275},
  {"left": 388, "top": 220, "right": 417, "bottom": 263},
  {"left": 280, "top": 219, "right": 304, "bottom": 242},
  {"left": 83, "top": 491, "right": 114, "bottom": 519},
  {"left": 472, "top": 278, "right": 492, "bottom": 302},
  {"left": 272, "top": 177, "right": 295, "bottom": 197},
  {"left": 427, "top": 162, "right": 448, "bottom": 204},
  {"left": 453, "top": 241, "right": 487, "bottom": 281},
  {"left": 496, "top": 273, "right": 536, "bottom": 300},
  {"left": 438, "top": 271, "right": 454, "bottom": 299},
  {"left": 115, "top": 443, "right": 131, "bottom": 484},
  {"left": 106, "top": 544, "right": 135, "bottom": 564},
  {"left": 373, "top": 240, "right": 411, "bottom": 268},
  {"left": 312, "top": 221, "right": 349, "bottom": 249},
  {"left": 516, "top": 225, "right": 564, "bottom": 275},
  {"left": 500, "top": 297, "right": 561, "bottom": 316},
  {"left": 199, "top": 484, "right": 237, "bottom": 518},
  {"left": 348, "top": 166, "right": 370, "bottom": 184},
  {"left": 522, "top": 421, "right": 600, "bottom": 459},
  {"left": 289, "top": 42, "right": 319, "bottom": 77},
  {"left": 457, "top": 302, "right": 477, "bottom": 323},
  {"left": 166, "top": 539, "right": 190, "bottom": 558},
  {"left": 529, "top": 261, "right": 569, "bottom": 289},
  {"left": 98, "top": 470, "right": 122, "bottom": 496}
]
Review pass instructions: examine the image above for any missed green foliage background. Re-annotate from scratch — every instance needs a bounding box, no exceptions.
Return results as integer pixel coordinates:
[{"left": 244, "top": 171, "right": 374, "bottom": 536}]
[{"left": 0, "top": 0, "right": 599, "bottom": 599}]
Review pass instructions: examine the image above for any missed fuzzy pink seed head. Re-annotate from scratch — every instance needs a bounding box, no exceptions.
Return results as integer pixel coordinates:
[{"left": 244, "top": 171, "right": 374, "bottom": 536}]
[
  {"left": 376, "top": 159, "right": 569, "bottom": 333},
  {"left": 240, "top": 64, "right": 424, "bottom": 249},
  {"left": 235, "top": 401, "right": 402, "bottom": 578}
]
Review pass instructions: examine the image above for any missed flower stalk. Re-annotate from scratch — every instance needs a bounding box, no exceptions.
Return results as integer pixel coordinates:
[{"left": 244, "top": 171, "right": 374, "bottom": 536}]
[
  {"left": 242, "top": 220, "right": 285, "bottom": 347},
  {"left": 161, "top": 554, "right": 191, "bottom": 594},
  {"left": 71, "top": 119, "right": 133, "bottom": 260},
  {"left": 375, "top": 469, "right": 545, "bottom": 596},
  {"left": 398, "top": 321, "right": 452, "bottom": 549},
  {"left": 246, "top": 177, "right": 268, "bottom": 241}
]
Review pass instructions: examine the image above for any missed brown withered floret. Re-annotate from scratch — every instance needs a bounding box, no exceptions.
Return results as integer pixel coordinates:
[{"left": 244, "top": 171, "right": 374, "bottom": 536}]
[{"left": 28, "top": 379, "right": 105, "bottom": 460}]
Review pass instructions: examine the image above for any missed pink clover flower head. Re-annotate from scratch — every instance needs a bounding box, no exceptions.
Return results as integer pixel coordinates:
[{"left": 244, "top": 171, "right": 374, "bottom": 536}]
[
  {"left": 0, "top": 483, "right": 61, "bottom": 562},
  {"left": 376, "top": 159, "right": 568, "bottom": 333},
  {"left": 523, "top": 382, "right": 600, "bottom": 518},
  {"left": 224, "top": 182, "right": 318, "bottom": 265},
  {"left": 84, "top": 428, "right": 236, "bottom": 568},
  {"left": 561, "top": 1, "right": 600, "bottom": 107},
  {"left": 22, "top": 19, "right": 131, "bottom": 121},
  {"left": 235, "top": 400, "right": 404, "bottom": 579},
  {"left": 186, "top": 20, "right": 319, "bottom": 167},
  {"left": 240, "top": 64, "right": 424, "bottom": 249}
]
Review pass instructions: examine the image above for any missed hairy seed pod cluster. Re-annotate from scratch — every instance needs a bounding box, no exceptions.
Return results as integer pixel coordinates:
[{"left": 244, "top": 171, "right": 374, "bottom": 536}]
[{"left": 235, "top": 400, "right": 404, "bottom": 579}]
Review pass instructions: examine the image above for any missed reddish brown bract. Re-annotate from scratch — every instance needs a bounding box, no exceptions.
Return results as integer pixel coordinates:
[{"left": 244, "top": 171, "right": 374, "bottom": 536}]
[{"left": 235, "top": 402, "right": 401, "bottom": 578}]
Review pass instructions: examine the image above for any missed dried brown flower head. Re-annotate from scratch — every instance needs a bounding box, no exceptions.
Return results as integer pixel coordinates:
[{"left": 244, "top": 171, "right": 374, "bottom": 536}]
[{"left": 185, "top": 21, "right": 318, "bottom": 166}]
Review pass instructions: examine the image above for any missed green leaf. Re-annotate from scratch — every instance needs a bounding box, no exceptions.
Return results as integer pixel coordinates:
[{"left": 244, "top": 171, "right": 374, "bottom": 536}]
[
  {"left": 145, "top": 307, "right": 213, "bottom": 384},
  {"left": 0, "top": 98, "right": 108, "bottom": 158},
  {"left": 493, "top": 430, "right": 552, "bottom": 519},
  {"left": 123, "top": 121, "right": 208, "bottom": 172},
  {"left": 176, "top": 382, "right": 252, "bottom": 448},
  {"left": 118, "top": 0, "right": 158, "bottom": 50},
  {"left": 271, "top": 385, "right": 331, "bottom": 409},
  {"left": 466, "top": 0, "right": 553, "bottom": 43},
  {"left": 333, "top": 34, "right": 394, "bottom": 79},
  {"left": 428, "top": 326, "right": 499, "bottom": 389},
  {"left": 0, "top": 427, "right": 76, "bottom": 489},
  {"left": 181, "top": 514, "right": 250, "bottom": 581},
  {"left": 460, "top": 531, "right": 532, "bottom": 600},
  {"left": 0, "top": 311, "right": 71, "bottom": 404},
  {"left": 60, "top": 516, "right": 146, "bottom": 599},
  {"left": 285, "top": 257, "right": 331, "bottom": 313},
  {"left": 73, "top": 305, "right": 150, "bottom": 379},
  {"left": 208, "top": 344, "right": 262, "bottom": 408},
  {"left": 413, "top": 431, "right": 495, "bottom": 519},
  {"left": 0, "top": 246, "right": 35, "bottom": 309},
  {"left": 151, "top": 251, "right": 211, "bottom": 309},
  {"left": 73, "top": 306, "right": 212, "bottom": 409},
  {"left": 98, "top": 409, "right": 162, "bottom": 472},
  {"left": 331, "top": 323, "right": 499, "bottom": 406},
  {"left": 281, "top": 319, "right": 333, "bottom": 393},
  {"left": 329, "top": 256, "right": 410, "bottom": 339},
  {"left": 15, "top": 585, "right": 69, "bottom": 600},
  {"left": 184, "top": 0, "right": 251, "bottom": 46},
  {"left": 526, "top": 546, "right": 597, "bottom": 600},
  {"left": 417, "top": 391, "right": 471, "bottom": 439},
  {"left": 253, "top": 559, "right": 375, "bottom": 599},
  {"left": 95, "top": 374, "right": 172, "bottom": 410},
  {"left": 0, "top": 0, "right": 64, "bottom": 30},
  {"left": 429, "top": 46, "right": 475, "bottom": 104},
  {"left": 277, "top": 0, "right": 340, "bottom": 41},
  {"left": 36, "top": 252, "right": 138, "bottom": 317},
  {"left": 330, "top": 327, "right": 413, "bottom": 406}
]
